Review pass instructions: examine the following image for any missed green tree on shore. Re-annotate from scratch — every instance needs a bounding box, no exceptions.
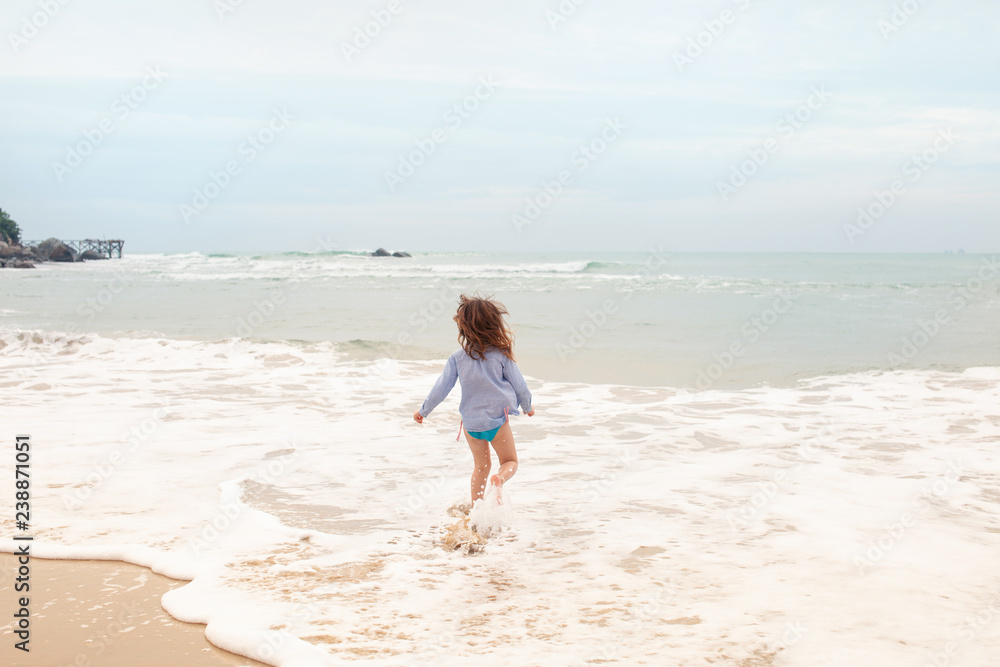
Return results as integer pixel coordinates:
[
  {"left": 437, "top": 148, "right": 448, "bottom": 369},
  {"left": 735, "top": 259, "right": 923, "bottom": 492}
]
[{"left": 0, "top": 208, "right": 21, "bottom": 245}]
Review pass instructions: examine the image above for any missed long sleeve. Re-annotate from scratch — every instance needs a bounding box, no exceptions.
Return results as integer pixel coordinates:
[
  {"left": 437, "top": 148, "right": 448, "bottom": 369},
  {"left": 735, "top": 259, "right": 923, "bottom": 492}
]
[
  {"left": 419, "top": 354, "right": 458, "bottom": 417},
  {"left": 501, "top": 357, "right": 532, "bottom": 413}
]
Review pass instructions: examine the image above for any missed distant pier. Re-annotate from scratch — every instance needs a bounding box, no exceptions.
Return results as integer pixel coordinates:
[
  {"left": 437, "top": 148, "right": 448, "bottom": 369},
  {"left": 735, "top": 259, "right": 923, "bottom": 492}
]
[{"left": 24, "top": 239, "right": 124, "bottom": 258}]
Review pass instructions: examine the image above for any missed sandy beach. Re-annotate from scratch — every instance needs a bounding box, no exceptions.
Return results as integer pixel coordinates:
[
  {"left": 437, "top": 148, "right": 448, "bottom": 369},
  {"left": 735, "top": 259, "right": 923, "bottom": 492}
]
[{"left": 0, "top": 555, "right": 266, "bottom": 667}]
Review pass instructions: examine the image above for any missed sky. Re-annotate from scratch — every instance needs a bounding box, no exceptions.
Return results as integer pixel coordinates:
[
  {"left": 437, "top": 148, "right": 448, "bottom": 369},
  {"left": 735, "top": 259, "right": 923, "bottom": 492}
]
[{"left": 1, "top": 0, "right": 997, "bottom": 254}]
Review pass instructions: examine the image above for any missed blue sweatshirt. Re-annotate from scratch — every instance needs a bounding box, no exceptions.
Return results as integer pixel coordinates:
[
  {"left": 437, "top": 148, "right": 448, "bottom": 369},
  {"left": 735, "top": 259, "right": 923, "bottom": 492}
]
[{"left": 419, "top": 348, "right": 532, "bottom": 431}]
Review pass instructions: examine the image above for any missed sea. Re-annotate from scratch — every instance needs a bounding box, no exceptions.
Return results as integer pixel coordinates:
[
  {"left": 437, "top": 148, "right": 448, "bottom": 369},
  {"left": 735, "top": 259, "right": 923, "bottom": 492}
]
[{"left": 1, "top": 251, "right": 999, "bottom": 665}]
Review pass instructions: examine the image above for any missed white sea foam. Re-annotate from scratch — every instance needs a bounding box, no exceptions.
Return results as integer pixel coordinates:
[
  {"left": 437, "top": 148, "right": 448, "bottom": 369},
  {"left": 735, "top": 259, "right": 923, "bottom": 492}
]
[{"left": 2, "top": 329, "right": 1000, "bottom": 665}]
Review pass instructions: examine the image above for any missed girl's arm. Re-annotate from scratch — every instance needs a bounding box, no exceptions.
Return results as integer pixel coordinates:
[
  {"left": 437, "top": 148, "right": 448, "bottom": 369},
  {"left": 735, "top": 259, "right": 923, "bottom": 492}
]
[
  {"left": 502, "top": 358, "right": 533, "bottom": 414},
  {"left": 418, "top": 354, "right": 458, "bottom": 419}
]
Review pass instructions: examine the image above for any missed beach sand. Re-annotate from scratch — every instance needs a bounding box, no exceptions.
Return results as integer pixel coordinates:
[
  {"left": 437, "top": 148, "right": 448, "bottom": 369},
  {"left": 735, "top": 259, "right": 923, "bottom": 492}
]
[{"left": 0, "top": 555, "right": 268, "bottom": 667}]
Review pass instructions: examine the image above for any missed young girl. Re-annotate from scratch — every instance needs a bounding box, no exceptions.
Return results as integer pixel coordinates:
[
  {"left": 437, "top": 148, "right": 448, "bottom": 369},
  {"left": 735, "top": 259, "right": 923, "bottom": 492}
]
[{"left": 413, "top": 294, "right": 534, "bottom": 504}]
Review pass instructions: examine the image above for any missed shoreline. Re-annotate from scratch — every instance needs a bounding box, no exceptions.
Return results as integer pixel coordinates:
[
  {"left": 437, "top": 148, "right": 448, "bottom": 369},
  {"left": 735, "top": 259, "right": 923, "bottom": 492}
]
[
  {"left": 0, "top": 323, "right": 996, "bottom": 392},
  {"left": 0, "top": 554, "right": 269, "bottom": 667}
]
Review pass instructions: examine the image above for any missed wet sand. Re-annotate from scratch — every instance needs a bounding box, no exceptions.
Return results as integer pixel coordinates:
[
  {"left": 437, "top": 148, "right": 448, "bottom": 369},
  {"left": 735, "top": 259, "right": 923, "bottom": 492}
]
[{"left": 0, "top": 555, "right": 269, "bottom": 667}]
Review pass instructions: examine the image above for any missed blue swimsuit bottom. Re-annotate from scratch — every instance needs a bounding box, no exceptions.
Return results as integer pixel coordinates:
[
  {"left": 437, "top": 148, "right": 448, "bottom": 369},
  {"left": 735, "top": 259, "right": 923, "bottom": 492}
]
[{"left": 466, "top": 424, "right": 503, "bottom": 442}]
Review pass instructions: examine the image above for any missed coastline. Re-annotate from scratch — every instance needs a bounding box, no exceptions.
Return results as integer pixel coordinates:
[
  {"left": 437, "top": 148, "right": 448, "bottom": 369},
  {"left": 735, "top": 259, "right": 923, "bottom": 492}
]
[
  {"left": 0, "top": 237, "right": 125, "bottom": 269},
  {"left": 0, "top": 555, "right": 268, "bottom": 667}
]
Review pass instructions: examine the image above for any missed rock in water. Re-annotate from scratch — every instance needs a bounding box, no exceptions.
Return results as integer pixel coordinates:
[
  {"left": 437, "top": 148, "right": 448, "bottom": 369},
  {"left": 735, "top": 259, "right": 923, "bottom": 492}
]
[
  {"left": 47, "top": 242, "right": 78, "bottom": 262},
  {"left": 371, "top": 248, "right": 411, "bottom": 257},
  {"left": 80, "top": 249, "right": 106, "bottom": 260},
  {"left": 36, "top": 237, "right": 79, "bottom": 262},
  {"left": 35, "top": 237, "right": 62, "bottom": 260}
]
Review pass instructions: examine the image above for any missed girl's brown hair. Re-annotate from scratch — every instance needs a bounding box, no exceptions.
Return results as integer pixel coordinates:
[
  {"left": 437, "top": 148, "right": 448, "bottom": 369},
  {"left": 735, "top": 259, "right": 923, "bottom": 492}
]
[{"left": 454, "top": 294, "right": 515, "bottom": 361}]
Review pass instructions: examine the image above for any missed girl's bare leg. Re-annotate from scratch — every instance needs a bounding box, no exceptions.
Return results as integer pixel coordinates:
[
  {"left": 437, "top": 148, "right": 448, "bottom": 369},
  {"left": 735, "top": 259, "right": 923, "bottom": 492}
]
[
  {"left": 487, "top": 422, "right": 518, "bottom": 492},
  {"left": 464, "top": 431, "right": 492, "bottom": 503}
]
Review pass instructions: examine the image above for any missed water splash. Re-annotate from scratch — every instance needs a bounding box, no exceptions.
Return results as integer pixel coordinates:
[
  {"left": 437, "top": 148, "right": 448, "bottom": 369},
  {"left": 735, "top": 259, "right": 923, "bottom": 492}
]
[{"left": 468, "top": 483, "right": 513, "bottom": 538}]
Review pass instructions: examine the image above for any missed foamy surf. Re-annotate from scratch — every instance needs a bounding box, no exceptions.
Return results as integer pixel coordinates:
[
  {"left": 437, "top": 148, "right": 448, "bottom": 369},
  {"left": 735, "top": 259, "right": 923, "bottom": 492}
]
[{"left": 2, "top": 329, "right": 1000, "bottom": 665}]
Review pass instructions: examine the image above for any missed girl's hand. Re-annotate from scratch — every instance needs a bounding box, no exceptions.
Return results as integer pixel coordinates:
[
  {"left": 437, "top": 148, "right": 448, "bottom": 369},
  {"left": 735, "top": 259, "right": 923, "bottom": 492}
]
[
  {"left": 413, "top": 411, "right": 424, "bottom": 423},
  {"left": 525, "top": 408, "right": 535, "bottom": 417}
]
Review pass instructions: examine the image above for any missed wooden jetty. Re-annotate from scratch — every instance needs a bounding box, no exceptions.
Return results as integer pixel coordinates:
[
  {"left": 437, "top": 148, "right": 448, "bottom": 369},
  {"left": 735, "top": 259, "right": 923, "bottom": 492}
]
[{"left": 24, "top": 239, "right": 124, "bottom": 258}]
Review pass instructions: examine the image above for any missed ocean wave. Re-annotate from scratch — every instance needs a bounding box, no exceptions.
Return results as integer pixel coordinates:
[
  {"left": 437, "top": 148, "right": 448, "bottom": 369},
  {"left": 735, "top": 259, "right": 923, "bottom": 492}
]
[
  {"left": 0, "top": 327, "right": 339, "bottom": 364},
  {"left": 265, "top": 250, "right": 370, "bottom": 259}
]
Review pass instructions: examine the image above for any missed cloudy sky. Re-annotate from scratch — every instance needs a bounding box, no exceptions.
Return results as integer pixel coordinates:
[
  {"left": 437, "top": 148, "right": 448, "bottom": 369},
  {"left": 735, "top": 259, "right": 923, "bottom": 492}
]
[{"left": 1, "top": 0, "right": 997, "bottom": 253}]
